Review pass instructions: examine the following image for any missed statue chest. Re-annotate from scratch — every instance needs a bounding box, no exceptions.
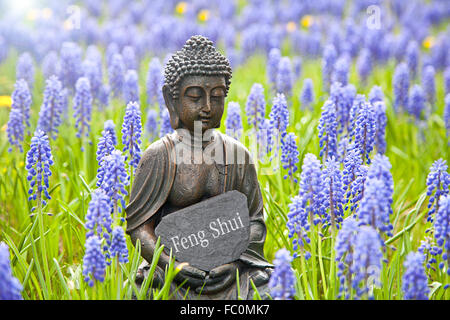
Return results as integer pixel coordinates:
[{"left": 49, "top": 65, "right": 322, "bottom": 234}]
[{"left": 167, "top": 162, "right": 224, "bottom": 208}]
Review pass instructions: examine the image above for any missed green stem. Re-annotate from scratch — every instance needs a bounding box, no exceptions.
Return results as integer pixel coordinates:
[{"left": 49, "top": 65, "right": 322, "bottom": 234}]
[
  {"left": 317, "top": 231, "right": 328, "bottom": 296},
  {"left": 299, "top": 253, "right": 311, "bottom": 300},
  {"left": 37, "top": 192, "right": 52, "bottom": 297}
]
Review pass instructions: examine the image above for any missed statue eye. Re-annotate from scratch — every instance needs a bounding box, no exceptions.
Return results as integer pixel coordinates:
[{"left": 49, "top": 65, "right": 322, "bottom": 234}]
[{"left": 185, "top": 87, "right": 202, "bottom": 101}]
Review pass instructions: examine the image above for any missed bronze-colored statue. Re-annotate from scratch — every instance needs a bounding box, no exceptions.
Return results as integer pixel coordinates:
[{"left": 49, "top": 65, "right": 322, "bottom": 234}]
[{"left": 125, "top": 35, "right": 273, "bottom": 300}]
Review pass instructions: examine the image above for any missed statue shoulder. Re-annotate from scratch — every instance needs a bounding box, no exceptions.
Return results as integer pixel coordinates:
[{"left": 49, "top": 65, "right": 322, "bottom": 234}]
[{"left": 139, "top": 133, "right": 176, "bottom": 168}]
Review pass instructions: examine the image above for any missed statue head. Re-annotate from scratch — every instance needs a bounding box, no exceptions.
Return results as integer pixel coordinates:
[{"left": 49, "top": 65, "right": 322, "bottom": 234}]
[{"left": 163, "top": 35, "right": 232, "bottom": 133}]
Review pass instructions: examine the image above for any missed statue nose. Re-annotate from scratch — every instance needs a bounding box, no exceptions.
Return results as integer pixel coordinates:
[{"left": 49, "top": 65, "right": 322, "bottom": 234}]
[{"left": 202, "top": 95, "right": 211, "bottom": 113}]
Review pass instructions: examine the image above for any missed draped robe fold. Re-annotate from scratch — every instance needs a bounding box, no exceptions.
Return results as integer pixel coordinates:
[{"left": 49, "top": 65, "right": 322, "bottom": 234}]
[{"left": 125, "top": 131, "right": 273, "bottom": 299}]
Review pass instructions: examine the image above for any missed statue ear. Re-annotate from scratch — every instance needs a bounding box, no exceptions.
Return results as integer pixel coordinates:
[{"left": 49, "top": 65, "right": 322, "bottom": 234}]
[{"left": 162, "top": 84, "right": 180, "bottom": 129}]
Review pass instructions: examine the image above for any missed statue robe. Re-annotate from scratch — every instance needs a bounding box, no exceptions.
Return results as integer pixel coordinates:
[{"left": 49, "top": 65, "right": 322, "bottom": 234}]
[{"left": 125, "top": 130, "right": 273, "bottom": 299}]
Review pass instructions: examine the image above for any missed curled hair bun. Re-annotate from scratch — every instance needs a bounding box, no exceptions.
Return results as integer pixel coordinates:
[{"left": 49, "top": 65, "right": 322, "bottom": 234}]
[{"left": 164, "top": 35, "right": 232, "bottom": 99}]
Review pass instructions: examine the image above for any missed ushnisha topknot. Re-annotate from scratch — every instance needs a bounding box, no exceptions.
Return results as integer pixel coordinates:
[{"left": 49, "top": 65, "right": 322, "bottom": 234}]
[{"left": 164, "top": 35, "right": 232, "bottom": 100}]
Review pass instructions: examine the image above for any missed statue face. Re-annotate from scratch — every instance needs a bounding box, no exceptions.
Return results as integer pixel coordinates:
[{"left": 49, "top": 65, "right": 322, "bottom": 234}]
[{"left": 165, "top": 75, "right": 226, "bottom": 133}]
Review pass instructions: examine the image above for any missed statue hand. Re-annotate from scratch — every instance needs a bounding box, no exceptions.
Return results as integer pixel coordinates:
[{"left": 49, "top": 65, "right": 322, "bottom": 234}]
[
  {"left": 174, "top": 263, "right": 207, "bottom": 289},
  {"left": 195, "top": 262, "right": 239, "bottom": 294}
]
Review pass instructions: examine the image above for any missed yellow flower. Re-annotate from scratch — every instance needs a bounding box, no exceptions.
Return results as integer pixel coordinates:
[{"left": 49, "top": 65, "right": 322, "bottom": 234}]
[
  {"left": 26, "top": 9, "right": 40, "bottom": 21},
  {"left": 0, "top": 96, "right": 12, "bottom": 108},
  {"left": 175, "top": 2, "right": 187, "bottom": 15},
  {"left": 301, "top": 15, "right": 313, "bottom": 28},
  {"left": 198, "top": 9, "right": 210, "bottom": 22},
  {"left": 286, "top": 21, "right": 297, "bottom": 33},
  {"left": 63, "top": 19, "right": 73, "bottom": 30},
  {"left": 19, "top": 161, "right": 24, "bottom": 168},
  {"left": 42, "top": 8, "right": 53, "bottom": 20},
  {"left": 2, "top": 168, "right": 6, "bottom": 174},
  {"left": 1, "top": 124, "right": 6, "bottom": 132},
  {"left": 423, "top": 36, "right": 435, "bottom": 49}
]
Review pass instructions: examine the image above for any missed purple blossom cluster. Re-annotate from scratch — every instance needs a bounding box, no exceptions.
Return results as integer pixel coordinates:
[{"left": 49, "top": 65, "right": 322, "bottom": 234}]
[
  {"left": 121, "top": 101, "right": 142, "bottom": 169},
  {"left": 0, "top": 243, "right": 23, "bottom": 300},
  {"left": 268, "top": 249, "right": 296, "bottom": 300}
]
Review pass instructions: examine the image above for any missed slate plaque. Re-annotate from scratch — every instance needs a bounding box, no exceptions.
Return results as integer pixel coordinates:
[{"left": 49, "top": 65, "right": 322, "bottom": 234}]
[{"left": 155, "top": 190, "right": 250, "bottom": 271}]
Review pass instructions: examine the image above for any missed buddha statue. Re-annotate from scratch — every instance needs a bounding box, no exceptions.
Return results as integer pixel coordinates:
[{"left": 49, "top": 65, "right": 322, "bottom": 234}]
[{"left": 125, "top": 35, "right": 273, "bottom": 300}]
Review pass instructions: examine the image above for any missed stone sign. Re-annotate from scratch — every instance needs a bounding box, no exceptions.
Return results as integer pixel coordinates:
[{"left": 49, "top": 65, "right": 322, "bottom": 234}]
[{"left": 155, "top": 190, "right": 250, "bottom": 271}]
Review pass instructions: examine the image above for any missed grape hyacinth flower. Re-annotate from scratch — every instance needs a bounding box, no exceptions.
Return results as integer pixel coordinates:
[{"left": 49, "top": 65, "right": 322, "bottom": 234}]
[
  {"left": 100, "top": 149, "right": 129, "bottom": 215},
  {"left": 348, "top": 94, "right": 365, "bottom": 141},
  {"left": 402, "top": 252, "right": 429, "bottom": 300},
  {"left": 426, "top": 159, "right": 450, "bottom": 222},
  {"left": 0, "top": 243, "right": 23, "bottom": 300},
  {"left": 245, "top": 83, "right": 266, "bottom": 130},
  {"left": 16, "top": 52, "right": 35, "bottom": 89},
  {"left": 145, "top": 109, "right": 159, "bottom": 142},
  {"left": 122, "top": 46, "right": 137, "bottom": 71},
  {"left": 6, "top": 108, "right": 24, "bottom": 152},
  {"left": 366, "top": 154, "right": 394, "bottom": 216},
  {"left": 256, "top": 118, "right": 272, "bottom": 160},
  {"left": 82, "top": 59, "right": 102, "bottom": 102},
  {"left": 356, "top": 48, "right": 372, "bottom": 83},
  {"left": 330, "top": 82, "right": 356, "bottom": 135},
  {"left": 318, "top": 100, "right": 338, "bottom": 160},
  {"left": 298, "top": 153, "right": 325, "bottom": 226},
  {"left": 85, "top": 189, "right": 113, "bottom": 250},
  {"left": 368, "top": 86, "right": 385, "bottom": 105},
  {"left": 300, "top": 79, "right": 314, "bottom": 110},
  {"left": 434, "top": 195, "right": 450, "bottom": 276},
  {"left": 393, "top": 62, "right": 410, "bottom": 112},
  {"left": 123, "top": 69, "right": 140, "bottom": 105},
  {"left": 82, "top": 235, "right": 106, "bottom": 287},
  {"left": 37, "top": 76, "right": 64, "bottom": 140},
  {"left": 445, "top": 68, "right": 450, "bottom": 96},
  {"left": 268, "top": 249, "right": 296, "bottom": 300},
  {"left": 349, "top": 165, "right": 369, "bottom": 213},
  {"left": 41, "top": 51, "right": 60, "bottom": 80},
  {"left": 73, "top": 77, "right": 93, "bottom": 142},
  {"left": 406, "top": 41, "right": 419, "bottom": 79},
  {"left": 351, "top": 226, "right": 382, "bottom": 299},
  {"left": 293, "top": 56, "right": 302, "bottom": 81},
  {"left": 104, "top": 119, "right": 118, "bottom": 146},
  {"left": 146, "top": 58, "right": 164, "bottom": 110},
  {"left": 407, "top": 84, "right": 427, "bottom": 121},
  {"left": 267, "top": 48, "right": 281, "bottom": 89},
  {"left": 96, "top": 122, "right": 117, "bottom": 188},
  {"left": 343, "top": 146, "right": 362, "bottom": 205},
  {"left": 332, "top": 55, "right": 350, "bottom": 86},
  {"left": 11, "top": 79, "right": 32, "bottom": 130},
  {"left": 268, "top": 93, "right": 289, "bottom": 153},
  {"left": 287, "top": 195, "right": 311, "bottom": 260},
  {"left": 121, "top": 101, "right": 142, "bottom": 169},
  {"left": 159, "top": 109, "right": 173, "bottom": 138},
  {"left": 445, "top": 94, "right": 450, "bottom": 138},
  {"left": 357, "top": 177, "right": 394, "bottom": 237},
  {"left": 335, "top": 217, "right": 359, "bottom": 299},
  {"left": 418, "top": 236, "right": 440, "bottom": 270},
  {"left": 353, "top": 100, "right": 376, "bottom": 164},
  {"left": 59, "top": 42, "right": 83, "bottom": 91},
  {"left": 321, "top": 157, "right": 344, "bottom": 230},
  {"left": 110, "top": 226, "right": 129, "bottom": 263},
  {"left": 98, "top": 84, "right": 110, "bottom": 110},
  {"left": 26, "top": 130, "right": 54, "bottom": 212},
  {"left": 108, "top": 53, "right": 125, "bottom": 99},
  {"left": 322, "top": 44, "right": 338, "bottom": 91},
  {"left": 373, "top": 101, "right": 387, "bottom": 154},
  {"left": 422, "top": 65, "right": 436, "bottom": 107},
  {"left": 276, "top": 57, "right": 293, "bottom": 97},
  {"left": 281, "top": 132, "right": 299, "bottom": 182},
  {"left": 225, "top": 102, "right": 243, "bottom": 140}
]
